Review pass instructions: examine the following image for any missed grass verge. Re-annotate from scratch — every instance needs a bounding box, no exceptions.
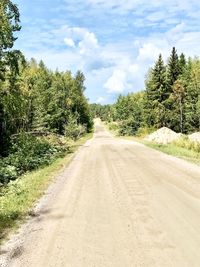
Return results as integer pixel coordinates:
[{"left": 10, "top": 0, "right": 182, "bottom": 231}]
[
  {"left": 118, "top": 135, "right": 200, "bottom": 165},
  {"left": 144, "top": 142, "right": 200, "bottom": 165},
  {"left": 103, "top": 121, "right": 200, "bottom": 165},
  {"left": 0, "top": 133, "right": 93, "bottom": 243}
]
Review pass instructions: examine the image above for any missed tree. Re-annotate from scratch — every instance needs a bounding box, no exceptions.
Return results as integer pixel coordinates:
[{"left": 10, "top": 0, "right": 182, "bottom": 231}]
[
  {"left": 114, "top": 92, "right": 145, "bottom": 135},
  {"left": 185, "top": 58, "right": 200, "bottom": 131},
  {"left": 145, "top": 54, "right": 167, "bottom": 128},
  {"left": 196, "top": 96, "right": 200, "bottom": 131},
  {"left": 0, "top": 0, "right": 22, "bottom": 155},
  {"left": 172, "top": 80, "right": 186, "bottom": 133},
  {"left": 179, "top": 53, "right": 187, "bottom": 75},
  {"left": 166, "top": 47, "right": 180, "bottom": 92}
]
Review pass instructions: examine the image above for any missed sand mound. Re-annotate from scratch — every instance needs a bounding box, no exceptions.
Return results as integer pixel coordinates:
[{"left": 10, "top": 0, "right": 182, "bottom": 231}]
[
  {"left": 188, "top": 132, "right": 200, "bottom": 143},
  {"left": 146, "top": 127, "right": 181, "bottom": 144}
]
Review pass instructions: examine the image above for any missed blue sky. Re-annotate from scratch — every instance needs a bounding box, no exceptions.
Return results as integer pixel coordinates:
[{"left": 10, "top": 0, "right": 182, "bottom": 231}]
[{"left": 14, "top": 0, "right": 200, "bottom": 103}]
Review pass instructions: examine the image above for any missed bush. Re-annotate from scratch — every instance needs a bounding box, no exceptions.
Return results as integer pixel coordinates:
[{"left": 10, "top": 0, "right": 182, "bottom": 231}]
[
  {"left": 65, "top": 116, "right": 86, "bottom": 140},
  {"left": 118, "top": 118, "right": 140, "bottom": 136},
  {"left": 108, "top": 122, "right": 119, "bottom": 133},
  {"left": 0, "top": 133, "right": 70, "bottom": 185}
]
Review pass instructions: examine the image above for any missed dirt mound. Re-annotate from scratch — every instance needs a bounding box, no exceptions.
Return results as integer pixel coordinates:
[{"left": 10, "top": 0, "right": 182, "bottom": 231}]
[
  {"left": 188, "top": 132, "right": 200, "bottom": 143},
  {"left": 146, "top": 127, "right": 181, "bottom": 144}
]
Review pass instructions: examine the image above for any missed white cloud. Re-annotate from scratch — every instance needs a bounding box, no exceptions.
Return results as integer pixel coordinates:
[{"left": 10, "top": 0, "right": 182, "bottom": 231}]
[
  {"left": 137, "top": 43, "right": 161, "bottom": 62},
  {"left": 60, "top": 26, "right": 99, "bottom": 56},
  {"left": 16, "top": 0, "right": 200, "bottom": 103},
  {"left": 78, "top": 32, "right": 98, "bottom": 55},
  {"left": 96, "top": 97, "right": 105, "bottom": 104},
  {"left": 64, "top": 38, "right": 75, "bottom": 47},
  {"left": 104, "top": 69, "right": 127, "bottom": 93}
]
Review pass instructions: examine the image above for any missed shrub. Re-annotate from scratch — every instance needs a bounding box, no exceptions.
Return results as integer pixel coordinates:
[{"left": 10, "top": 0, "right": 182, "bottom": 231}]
[
  {"left": 0, "top": 133, "right": 70, "bottom": 185},
  {"left": 118, "top": 118, "right": 140, "bottom": 136},
  {"left": 108, "top": 122, "right": 119, "bottom": 133},
  {"left": 64, "top": 117, "right": 86, "bottom": 140}
]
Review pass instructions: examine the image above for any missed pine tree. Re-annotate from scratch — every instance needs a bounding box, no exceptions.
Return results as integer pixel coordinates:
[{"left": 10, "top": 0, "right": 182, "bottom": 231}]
[
  {"left": 166, "top": 47, "right": 180, "bottom": 92},
  {"left": 179, "top": 53, "right": 187, "bottom": 75},
  {"left": 145, "top": 54, "right": 167, "bottom": 127}
]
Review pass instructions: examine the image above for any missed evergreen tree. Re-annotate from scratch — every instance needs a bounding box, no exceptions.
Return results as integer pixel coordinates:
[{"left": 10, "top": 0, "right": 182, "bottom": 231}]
[
  {"left": 145, "top": 54, "right": 167, "bottom": 128},
  {"left": 172, "top": 79, "right": 186, "bottom": 133},
  {"left": 166, "top": 47, "right": 180, "bottom": 92},
  {"left": 179, "top": 53, "right": 187, "bottom": 75}
]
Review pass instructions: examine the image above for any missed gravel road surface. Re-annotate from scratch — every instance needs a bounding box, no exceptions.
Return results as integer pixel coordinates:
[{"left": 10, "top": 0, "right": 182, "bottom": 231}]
[{"left": 1, "top": 119, "right": 200, "bottom": 267}]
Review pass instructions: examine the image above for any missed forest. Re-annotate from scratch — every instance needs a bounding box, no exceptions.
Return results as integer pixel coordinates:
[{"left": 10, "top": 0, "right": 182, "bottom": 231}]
[
  {"left": 93, "top": 47, "right": 200, "bottom": 136},
  {"left": 1, "top": 0, "right": 200, "bottom": 185},
  {"left": 0, "top": 0, "right": 93, "bottom": 185}
]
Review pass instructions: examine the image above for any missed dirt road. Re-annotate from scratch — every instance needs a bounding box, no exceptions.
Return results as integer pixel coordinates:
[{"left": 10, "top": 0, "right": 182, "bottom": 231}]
[{"left": 1, "top": 119, "right": 200, "bottom": 267}]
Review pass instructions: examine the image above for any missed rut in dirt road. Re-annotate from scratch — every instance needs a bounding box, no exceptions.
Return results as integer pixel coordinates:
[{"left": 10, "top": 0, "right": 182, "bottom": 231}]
[{"left": 1, "top": 119, "right": 200, "bottom": 267}]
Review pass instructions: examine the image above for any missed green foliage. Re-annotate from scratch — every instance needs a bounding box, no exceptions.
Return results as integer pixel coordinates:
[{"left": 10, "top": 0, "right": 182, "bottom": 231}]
[
  {"left": 145, "top": 54, "right": 167, "bottom": 128},
  {"left": 0, "top": 133, "right": 70, "bottom": 185},
  {"left": 0, "top": 0, "right": 25, "bottom": 155},
  {"left": 107, "top": 122, "right": 119, "bottom": 133},
  {"left": 0, "top": 1, "right": 93, "bottom": 158},
  {"left": 90, "top": 103, "right": 115, "bottom": 122},
  {"left": 166, "top": 47, "right": 181, "bottom": 91},
  {"left": 118, "top": 118, "right": 140, "bottom": 136},
  {"left": 93, "top": 47, "right": 200, "bottom": 137},
  {"left": 0, "top": 133, "right": 92, "bottom": 242},
  {"left": 0, "top": 55, "right": 92, "bottom": 157},
  {"left": 113, "top": 92, "right": 145, "bottom": 135},
  {"left": 144, "top": 48, "right": 200, "bottom": 133},
  {"left": 64, "top": 115, "right": 86, "bottom": 140}
]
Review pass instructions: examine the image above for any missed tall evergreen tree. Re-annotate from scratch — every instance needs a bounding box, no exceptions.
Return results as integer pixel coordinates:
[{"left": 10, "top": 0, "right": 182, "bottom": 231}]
[
  {"left": 179, "top": 53, "right": 187, "bottom": 75},
  {"left": 145, "top": 54, "right": 167, "bottom": 127},
  {"left": 166, "top": 47, "right": 180, "bottom": 92}
]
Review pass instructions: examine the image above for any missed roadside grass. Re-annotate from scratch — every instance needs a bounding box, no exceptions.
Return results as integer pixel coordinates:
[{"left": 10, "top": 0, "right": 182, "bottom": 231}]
[
  {"left": 103, "top": 121, "right": 200, "bottom": 166},
  {"left": 0, "top": 133, "right": 92, "bottom": 243},
  {"left": 118, "top": 135, "right": 200, "bottom": 165},
  {"left": 144, "top": 141, "right": 200, "bottom": 165}
]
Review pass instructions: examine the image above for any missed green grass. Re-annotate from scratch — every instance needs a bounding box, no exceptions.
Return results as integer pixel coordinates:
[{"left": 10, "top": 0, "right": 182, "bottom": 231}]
[
  {"left": 144, "top": 142, "right": 200, "bottom": 165},
  {"left": 0, "top": 133, "right": 92, "bottom": 243}
]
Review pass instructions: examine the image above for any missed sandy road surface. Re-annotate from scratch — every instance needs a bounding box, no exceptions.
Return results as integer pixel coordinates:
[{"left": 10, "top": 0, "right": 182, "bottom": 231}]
[{"left": 1, "top": 119, "right": 200, "bottom": 267}]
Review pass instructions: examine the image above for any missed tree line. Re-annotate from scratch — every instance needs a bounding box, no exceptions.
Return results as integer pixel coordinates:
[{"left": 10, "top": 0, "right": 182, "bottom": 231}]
[
  {"left": 94, "top": 47, "right": 200, "bottom": 136},
  {"left": 0, "top": 0, "right": 93, "bottom": 157}
]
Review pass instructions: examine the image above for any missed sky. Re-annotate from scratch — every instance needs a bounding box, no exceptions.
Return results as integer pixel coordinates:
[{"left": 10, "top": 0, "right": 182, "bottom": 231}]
[{"left": 14, "top": 0, "right": 200, "bottom": 104}]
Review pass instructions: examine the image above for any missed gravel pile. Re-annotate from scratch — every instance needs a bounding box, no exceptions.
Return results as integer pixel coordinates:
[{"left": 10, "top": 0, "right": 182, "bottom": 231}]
[
  {"left": 188, "top": 132, "right": 200, "bottom": 143},
  {"left": 146, "top": 127, "right": 181, "bottom": 144}
]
